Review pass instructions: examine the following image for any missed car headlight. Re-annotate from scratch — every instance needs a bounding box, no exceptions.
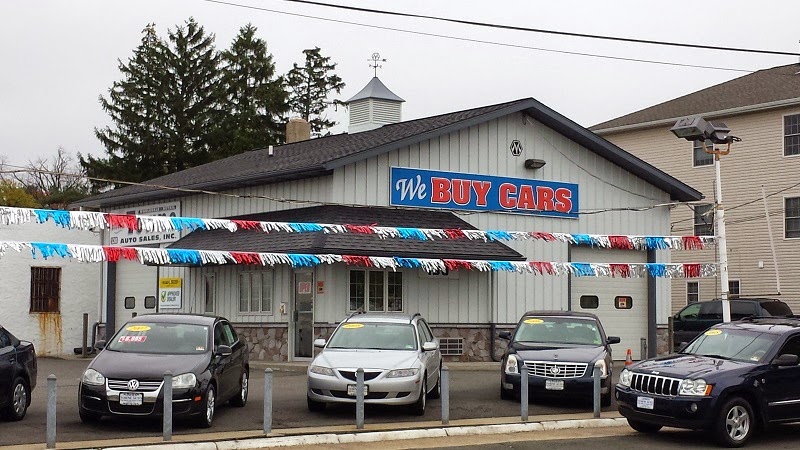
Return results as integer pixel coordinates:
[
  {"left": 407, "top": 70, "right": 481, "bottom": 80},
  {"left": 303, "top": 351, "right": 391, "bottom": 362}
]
[
  {"left": 594, "top": 359, "right": 608, "bottom": 378},
  {"left": 619, "top": 368, "right": 632, "bottom": 387},
  {"left": 505, "top": 355, "right": 519, "bottom": 374},
  {"left": 679, "top": 379, "right": 712, "bottom": 396},
  {"left": 82, "top": 368, "right": 105, "bottom": 386},
  {"left": 172, "top": 373, "right": 197, "bottom": 389},
  {"left": 387, "top": 368, "right": 419, "bottom": 378},
  {"left": 309, "top": 365, "right": 335, "bottom": 376}
]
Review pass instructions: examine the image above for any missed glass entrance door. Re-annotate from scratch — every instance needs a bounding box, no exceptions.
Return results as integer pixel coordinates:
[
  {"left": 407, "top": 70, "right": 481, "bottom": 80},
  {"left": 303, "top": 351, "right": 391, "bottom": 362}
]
[{"left": 293, "top": 272, "right": 314, "bottom": 358}]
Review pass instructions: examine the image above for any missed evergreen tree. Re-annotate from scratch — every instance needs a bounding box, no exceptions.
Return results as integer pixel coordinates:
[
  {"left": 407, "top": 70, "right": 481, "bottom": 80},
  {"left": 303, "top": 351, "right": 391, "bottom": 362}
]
[
  {"left": 217, "top": 24, "right": 287, "bottom": 157},
  {"left": 285, "top": 47, "right": 345, "bottom": 136}
]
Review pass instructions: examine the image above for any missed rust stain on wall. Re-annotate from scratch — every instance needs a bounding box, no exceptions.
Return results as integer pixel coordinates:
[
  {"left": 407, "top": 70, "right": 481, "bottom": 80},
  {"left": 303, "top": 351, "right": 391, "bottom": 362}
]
[{"left": 37, "top": 313, "right": 63, "bottom": 356}]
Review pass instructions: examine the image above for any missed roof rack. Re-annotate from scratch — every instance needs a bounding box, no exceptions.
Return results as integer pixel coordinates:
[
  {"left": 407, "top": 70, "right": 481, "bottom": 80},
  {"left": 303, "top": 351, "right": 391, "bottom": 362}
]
[
  {"left": 346, "top": 309, "right": 366, "bottom": 321},
  {"left": 409, "top": 313, "right": 421, "bottom": 324}
]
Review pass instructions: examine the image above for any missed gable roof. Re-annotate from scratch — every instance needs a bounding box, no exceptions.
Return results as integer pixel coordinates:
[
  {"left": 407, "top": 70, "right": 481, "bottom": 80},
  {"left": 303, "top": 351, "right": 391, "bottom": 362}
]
[
  {"left": 591, "top": 63, "right": 800, "bottom": 133},
  {"left": 169, "top": 205, "right": 524, "bottom": 261},
  {"left": 73, "top": 97, "right": 702, "bottom": 209}
]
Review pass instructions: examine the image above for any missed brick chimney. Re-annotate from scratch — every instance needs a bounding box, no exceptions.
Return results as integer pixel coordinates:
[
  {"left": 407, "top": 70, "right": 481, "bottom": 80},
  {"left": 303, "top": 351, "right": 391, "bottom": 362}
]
[{"left": 286, "top": 117, "right": 311, "bottom": 143}]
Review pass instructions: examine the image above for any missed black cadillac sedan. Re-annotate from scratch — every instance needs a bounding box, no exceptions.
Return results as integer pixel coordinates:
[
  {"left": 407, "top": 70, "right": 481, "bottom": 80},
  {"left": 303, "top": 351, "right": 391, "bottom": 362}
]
[
  {"left": 499, "top": 311, "right": 620, "bottom": 406},
  {"left": 79, "top": 314, "right": 249, "bottom": 427}
]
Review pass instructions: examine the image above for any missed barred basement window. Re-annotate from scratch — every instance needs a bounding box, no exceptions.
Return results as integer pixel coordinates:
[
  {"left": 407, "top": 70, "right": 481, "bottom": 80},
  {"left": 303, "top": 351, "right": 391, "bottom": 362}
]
[
  {"left": 30, "top": 267, "right": 60, "bottom": 313},
  {"left": 438, "top": 338, "right": 464, "bottom": 356}
]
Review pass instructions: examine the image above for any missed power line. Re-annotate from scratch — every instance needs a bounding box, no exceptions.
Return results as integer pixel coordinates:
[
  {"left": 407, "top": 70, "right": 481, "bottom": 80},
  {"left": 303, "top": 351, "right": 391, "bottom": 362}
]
[
  {"left": 199, "top": 0, "right": 755, "bottom": 73},
  {"left": 274, "top": 0, "right": 800, "bottom": 57}
]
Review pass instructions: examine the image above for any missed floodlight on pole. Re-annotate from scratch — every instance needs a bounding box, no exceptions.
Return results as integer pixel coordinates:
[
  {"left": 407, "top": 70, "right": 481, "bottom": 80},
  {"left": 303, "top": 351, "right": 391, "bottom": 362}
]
[{"left": 670, "top": 117, "right": 740, "bottom": 323}]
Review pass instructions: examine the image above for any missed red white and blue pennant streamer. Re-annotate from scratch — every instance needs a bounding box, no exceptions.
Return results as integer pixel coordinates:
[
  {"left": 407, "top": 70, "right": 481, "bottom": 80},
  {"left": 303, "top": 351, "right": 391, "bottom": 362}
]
[
  {"left": 0, "top": 241, "right": 718, "bottom": 278},
  {"left": 0, "top": 206, "right": 714, "bottom": 251}
]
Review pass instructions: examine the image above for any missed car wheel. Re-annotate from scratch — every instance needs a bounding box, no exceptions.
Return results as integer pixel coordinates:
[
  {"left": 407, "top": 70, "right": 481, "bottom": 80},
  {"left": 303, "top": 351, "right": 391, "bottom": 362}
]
[
  {"left": 427, "top": 364, "right": 442, "bottom": 399},
  {"left": 79, "top": 407, "right": 101, "bottom": 424},
  {"left": 627, "top": 418, "right": 662, "bottom": 433},
  {"left": 3, "top": 378, "right": 29, "bottom": 421},
  {"left": 714, "top": 397, "right": 754, "bottom": 448},
  {"left": 230, "top": 371, "right": 248, "bottom": 407},
  {"left": 195, "top": 384, "right": 216, "bottom": 428},
  {"left": 307, "top": 396, "right": 326, "bottom": 412},
  {"left": 410, "top": 376, "right": 426, "bottom": 416},
  {"left": 500, "top": 384, "right": 516, "bottom": 401},
  {"left": 601, "top": 391, "right": 612, "bottom": 408}
]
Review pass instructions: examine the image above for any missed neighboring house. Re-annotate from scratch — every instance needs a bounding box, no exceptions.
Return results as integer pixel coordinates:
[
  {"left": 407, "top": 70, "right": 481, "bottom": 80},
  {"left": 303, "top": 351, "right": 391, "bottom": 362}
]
[
  {"left": 73, "top": 77, "right": 702, "bottom": 361},
  {"left": 0, "top": 221, "right": 102, "bottom": 356},
  {"left": 591, "top": 63, "right": 800, "bottom": 315}
]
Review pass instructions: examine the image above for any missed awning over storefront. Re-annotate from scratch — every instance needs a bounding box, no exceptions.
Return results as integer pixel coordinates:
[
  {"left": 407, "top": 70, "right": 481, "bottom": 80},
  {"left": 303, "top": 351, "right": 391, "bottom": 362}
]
[{"left": 168, "top": 205, "right": 524, "bottom": 262}]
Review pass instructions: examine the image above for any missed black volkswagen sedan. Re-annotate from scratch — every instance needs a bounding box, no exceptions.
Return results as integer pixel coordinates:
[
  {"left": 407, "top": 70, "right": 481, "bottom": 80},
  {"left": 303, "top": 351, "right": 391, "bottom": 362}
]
[
  {"left": 499, "top": 311, "right": 620, "bottom": 405},
  {"left": 79, "top": 314, "right": 249, "bottom": 427}
]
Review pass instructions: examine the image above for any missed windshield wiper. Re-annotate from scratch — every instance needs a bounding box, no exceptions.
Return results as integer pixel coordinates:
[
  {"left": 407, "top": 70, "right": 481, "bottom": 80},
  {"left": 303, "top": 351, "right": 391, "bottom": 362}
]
[{"left": 699, "top": 353, "right": 729, "bottom": 360}]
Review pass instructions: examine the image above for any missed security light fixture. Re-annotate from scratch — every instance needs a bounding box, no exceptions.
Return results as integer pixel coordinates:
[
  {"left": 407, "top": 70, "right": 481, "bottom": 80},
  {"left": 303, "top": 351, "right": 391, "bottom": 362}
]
[
  {"left": 670, "top": 117, "right": 740, "bottom": 145},
  {"left": 524, "top": 158, "right": 546, "bottom": 170}
]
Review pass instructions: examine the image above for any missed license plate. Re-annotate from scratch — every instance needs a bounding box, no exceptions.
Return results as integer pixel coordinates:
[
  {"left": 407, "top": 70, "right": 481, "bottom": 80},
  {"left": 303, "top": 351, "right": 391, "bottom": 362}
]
[
  {"left": 637, "top": 396, "right": 654, "bottom": 410},
  {"left": 119, "top": 392, "right": 143, "bottom": 406},
  {"left": 347, "top": 384, "right": 368, "bottom": 397},
  {"left": 545, "top": 379, "right": 564, "bottom": 391}
]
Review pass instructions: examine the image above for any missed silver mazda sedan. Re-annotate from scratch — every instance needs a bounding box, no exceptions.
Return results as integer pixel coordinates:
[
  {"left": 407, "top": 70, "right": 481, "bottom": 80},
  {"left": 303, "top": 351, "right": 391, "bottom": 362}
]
[{"left": 307, "top": 312, "right": 442, "bottom": 415}]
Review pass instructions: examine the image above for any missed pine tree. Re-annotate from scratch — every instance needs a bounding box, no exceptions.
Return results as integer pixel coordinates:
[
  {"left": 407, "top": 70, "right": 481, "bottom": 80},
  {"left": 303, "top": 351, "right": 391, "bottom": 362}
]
[
  {"left": 285, "top": 47, "right": 345, "bottom": 136},
  {"left": 217, "top": 24, "right": 287, "bottom": 157}
]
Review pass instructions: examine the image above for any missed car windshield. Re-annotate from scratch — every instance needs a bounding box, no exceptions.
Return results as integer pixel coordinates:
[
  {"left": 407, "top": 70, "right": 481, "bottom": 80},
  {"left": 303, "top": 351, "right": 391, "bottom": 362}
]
[
  {"left": 514, "top": 317, "right": 602, "bottom": 346},
  {"left": 682, "top": 327, "right": 779, "bottom": 363},
  {"left": 327, "top": 322, "right": 417, "bottom": 350},
  {"left": 106, "top": 322, "right": 210, "bottom": 354}
]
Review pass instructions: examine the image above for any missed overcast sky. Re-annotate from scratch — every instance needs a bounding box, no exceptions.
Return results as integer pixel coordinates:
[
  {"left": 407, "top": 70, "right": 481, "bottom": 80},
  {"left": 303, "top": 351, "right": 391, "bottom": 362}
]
[{"left": 1, "top": 1, "right": 797, "bottom": 168}]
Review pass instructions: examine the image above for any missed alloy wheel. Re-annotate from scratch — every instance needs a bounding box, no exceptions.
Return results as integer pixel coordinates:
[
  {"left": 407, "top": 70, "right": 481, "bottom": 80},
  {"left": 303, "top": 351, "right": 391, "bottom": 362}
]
[{"left": 13, "top": 382, "right": 27, "bottom": 417}]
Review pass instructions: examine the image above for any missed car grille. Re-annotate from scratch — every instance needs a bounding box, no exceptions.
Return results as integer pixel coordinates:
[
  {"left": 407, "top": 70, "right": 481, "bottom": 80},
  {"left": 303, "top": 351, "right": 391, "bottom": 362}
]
[
  {"left": 338, "top": 370, "right": 381, "bottom": 382},
  {"left": 523, "top": 361, "right": 587, "bottom": 378},
  {"left": 107, "top": 378, "right": 162, "bottom": 392},
  {"left": 631, "top": 373, "right": 681, "bottom": 396},
  {"left": 109, "top": 402, "right": 157, "bottom": 415},
  {"left": 330, "top": 390, "right": 388, "bottom": 399}
]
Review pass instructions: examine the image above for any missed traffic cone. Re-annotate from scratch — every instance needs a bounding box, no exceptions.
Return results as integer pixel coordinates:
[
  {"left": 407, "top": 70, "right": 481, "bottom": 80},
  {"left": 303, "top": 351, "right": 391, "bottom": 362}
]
[{"left": 625, "top": 348, "right": 633, "bottom": 366}]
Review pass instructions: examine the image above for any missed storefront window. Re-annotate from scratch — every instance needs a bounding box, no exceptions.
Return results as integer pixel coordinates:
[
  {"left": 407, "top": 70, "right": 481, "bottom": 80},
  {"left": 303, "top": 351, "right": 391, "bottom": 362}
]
[
  {"left": 238, "top": 271, "right": 273, "bottom": 313},
  {"left": 349, "top": 270, "right": 403, "bottom": 312}
]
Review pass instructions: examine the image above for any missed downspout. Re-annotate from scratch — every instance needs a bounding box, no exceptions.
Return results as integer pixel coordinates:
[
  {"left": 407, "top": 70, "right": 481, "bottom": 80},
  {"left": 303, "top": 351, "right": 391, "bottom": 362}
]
[
  {"left": 490, "top": 271, "right": 499, "bottom": 362},
  {"left": 647, "top": 249, "right": 657, "bottom": 358}
]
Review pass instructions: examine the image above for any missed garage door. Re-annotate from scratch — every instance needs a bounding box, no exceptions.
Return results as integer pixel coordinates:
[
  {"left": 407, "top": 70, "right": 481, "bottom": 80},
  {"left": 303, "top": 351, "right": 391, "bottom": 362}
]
[
  {"left": 114, "top": 261, "right": 158, "bottom": 331},
  {"left": 571, "top": 247, "right": 647, "bottom": 361}
]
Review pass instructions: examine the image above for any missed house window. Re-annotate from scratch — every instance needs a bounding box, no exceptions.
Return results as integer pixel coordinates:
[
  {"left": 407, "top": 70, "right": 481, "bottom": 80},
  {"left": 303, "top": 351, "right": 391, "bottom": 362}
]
[
  {"left": 784, "top": 114, "right": 800, "bottom": 156},
  {"left": 687, "top": 281, "right": 699, "bottom": 304},
  {"left": 694, "top": 204, "right": 714, "bottom": 236},
  {"left": 693, "top": 139, "right": 714, "bottom": 167},
  {"left": 349, "top": 270, "right": 403, "bottom": 312},
  {"left": 239, "top": 271, "right": 273, "bottom": 313},
  {"left": 728, "top": 280, "right": 741, "bottom": 298},
  {"left": 786, "top": 197, "right": 800, "bottom": 238},
  {"left": 30, "top": 267, "right": 60, "bottom": 313}
]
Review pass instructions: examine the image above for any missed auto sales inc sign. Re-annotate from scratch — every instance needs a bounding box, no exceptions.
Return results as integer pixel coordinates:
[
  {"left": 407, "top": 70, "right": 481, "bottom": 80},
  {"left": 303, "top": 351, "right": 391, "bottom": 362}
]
[{"left": 390, "top": 167, "right": 578, "bottom": 218}]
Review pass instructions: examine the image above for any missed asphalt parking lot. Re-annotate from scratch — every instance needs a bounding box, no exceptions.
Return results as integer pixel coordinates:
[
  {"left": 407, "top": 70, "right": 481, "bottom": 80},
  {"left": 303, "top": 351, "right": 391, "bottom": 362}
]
[{"left": 0, "top": 357, "right": 620, "bottom": 446}]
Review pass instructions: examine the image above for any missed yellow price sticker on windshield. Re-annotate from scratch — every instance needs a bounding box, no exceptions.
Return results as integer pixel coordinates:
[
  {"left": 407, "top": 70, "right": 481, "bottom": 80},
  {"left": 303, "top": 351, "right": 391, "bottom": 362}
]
[
  {"left": 705, "top": 329, "right": 722, "bottom": 336},
  {"left": 126, "top": 325, "right": 151, "bottom": 332},
  {"left": 524, "top": 318, "right": 544, "bottom": 324},
  {"left": 343, "top": 323, "right": 364, "bottom": 329}
]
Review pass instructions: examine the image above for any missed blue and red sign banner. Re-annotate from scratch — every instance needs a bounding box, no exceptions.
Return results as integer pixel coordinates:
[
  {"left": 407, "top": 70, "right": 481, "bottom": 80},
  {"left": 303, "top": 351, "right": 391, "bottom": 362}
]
[{"left": 390, "top": 167, "right": 579, "bottom": 218}]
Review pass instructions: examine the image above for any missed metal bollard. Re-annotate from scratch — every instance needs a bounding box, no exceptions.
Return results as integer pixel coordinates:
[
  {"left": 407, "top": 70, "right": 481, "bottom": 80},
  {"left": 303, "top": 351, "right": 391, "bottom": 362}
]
[
  {"left": 520, "top": 363, "right": 528, "bottom": 422},
  {"left": 46, "top": 374, "right": 56, "bottom": 449},
  {"left": 441, "top": 366, "right": 449, "bottom": 425},
  {"left": 163, "top": 371, "right": 172, "bottom": 441},
  {"left": 593, "top": 365, "right": 601, "bottom": 418},
  {"left": 82, "top": 313, "right": 89, "bottom": 358},
  {"left": 264, "top": 368, "right": 273, "bottom": 434},
  {"left": 356, "top": 368, "right": 365, "bottom": 429}
]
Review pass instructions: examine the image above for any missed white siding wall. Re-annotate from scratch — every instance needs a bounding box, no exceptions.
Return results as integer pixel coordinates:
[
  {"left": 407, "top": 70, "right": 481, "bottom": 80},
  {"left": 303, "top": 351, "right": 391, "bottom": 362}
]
[{"left": 0, "top": 223, "right": 102, "bottom": 356}]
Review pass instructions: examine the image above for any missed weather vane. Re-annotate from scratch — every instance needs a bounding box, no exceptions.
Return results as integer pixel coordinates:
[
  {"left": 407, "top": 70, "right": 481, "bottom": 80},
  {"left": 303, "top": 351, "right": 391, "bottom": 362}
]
[{"left": 369, "top": 52, "right": 386, "bottom": 77}]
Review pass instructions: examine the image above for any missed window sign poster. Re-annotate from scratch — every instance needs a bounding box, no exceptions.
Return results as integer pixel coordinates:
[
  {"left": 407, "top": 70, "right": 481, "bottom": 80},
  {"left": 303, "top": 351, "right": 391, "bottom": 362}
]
[
  {"left": 390, "top": 167, "right": 578, "bottom": 218},
  {"left": 298, "top": 281, "right": 312, "bottom": 295},
  {"left": 159, "top": 277, "right": 182, "bottom": 309},
  {"left": 109, "top": 201, "right": 181, "bottom": 246}
]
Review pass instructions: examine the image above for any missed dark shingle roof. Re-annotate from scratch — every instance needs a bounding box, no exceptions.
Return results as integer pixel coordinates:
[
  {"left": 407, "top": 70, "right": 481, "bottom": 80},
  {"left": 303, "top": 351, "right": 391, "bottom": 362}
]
[
  {"left": 74, "top": 97, "right": 702, "bottom": 209},
  {"left": 168, "top": 205, "right": 524, "bottom": 261},
  {"left": 591, "top": 63, "right": 800, "bottom": 132}
]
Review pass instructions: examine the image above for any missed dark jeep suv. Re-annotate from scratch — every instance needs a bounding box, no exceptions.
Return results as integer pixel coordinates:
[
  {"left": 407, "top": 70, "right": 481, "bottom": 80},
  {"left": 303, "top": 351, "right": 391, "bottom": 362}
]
[{"left": 617, "top": 317, "right": 800, "bottom": 447}]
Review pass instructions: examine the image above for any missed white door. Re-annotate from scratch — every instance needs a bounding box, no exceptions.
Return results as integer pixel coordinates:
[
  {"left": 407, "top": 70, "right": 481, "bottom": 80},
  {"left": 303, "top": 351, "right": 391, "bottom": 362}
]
[
  {"left": 115, "top": 261, "right": 158, "bottom": 328},
  {"left": 571, "top": 247, "right": 648, "bottom": 360}
]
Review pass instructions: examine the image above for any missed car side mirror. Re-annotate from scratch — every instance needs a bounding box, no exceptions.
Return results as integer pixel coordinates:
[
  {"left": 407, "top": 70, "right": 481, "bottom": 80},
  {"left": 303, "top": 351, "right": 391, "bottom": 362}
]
[
  {"left": 678, "top": 342, "right": 689, "bottom": 352},
  {"left": 422, "top": 341, "right": 438, "bottom": 352},
  {"left": 313, "top": 338, "right": 326, "bottom": 348},
  {"left": 607, "top": 336, "right": 621, "bottom": 345},
  {"left": 94, "top": 340, "right": 106, "bottom": 350},
  {"left": 774, "top": 354, "right": 799, "bottom": 367},
  {"left": 215, "top": 344, "right": 232, "bottom": 357},
  {"left": 498, "top": 331, "right": 512, "bottom": 341}
]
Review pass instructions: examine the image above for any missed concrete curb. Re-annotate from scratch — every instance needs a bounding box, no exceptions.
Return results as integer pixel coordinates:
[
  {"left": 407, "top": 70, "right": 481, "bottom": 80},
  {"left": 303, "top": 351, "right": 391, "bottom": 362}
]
[{"left": 98, "top": 418, "right": 629, "bottom": 450}]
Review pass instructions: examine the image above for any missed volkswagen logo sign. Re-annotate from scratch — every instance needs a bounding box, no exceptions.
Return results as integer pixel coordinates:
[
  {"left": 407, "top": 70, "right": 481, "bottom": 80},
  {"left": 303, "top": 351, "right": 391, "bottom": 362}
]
[
  {"left": 550, "top": 366, "right": 561, "bottom": 375},
  {"left": 510, "top": 140, "right": 523, "bottom": 156},
  {"left": 127, "top": 379, "right": 140, "bottom": 391}
]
